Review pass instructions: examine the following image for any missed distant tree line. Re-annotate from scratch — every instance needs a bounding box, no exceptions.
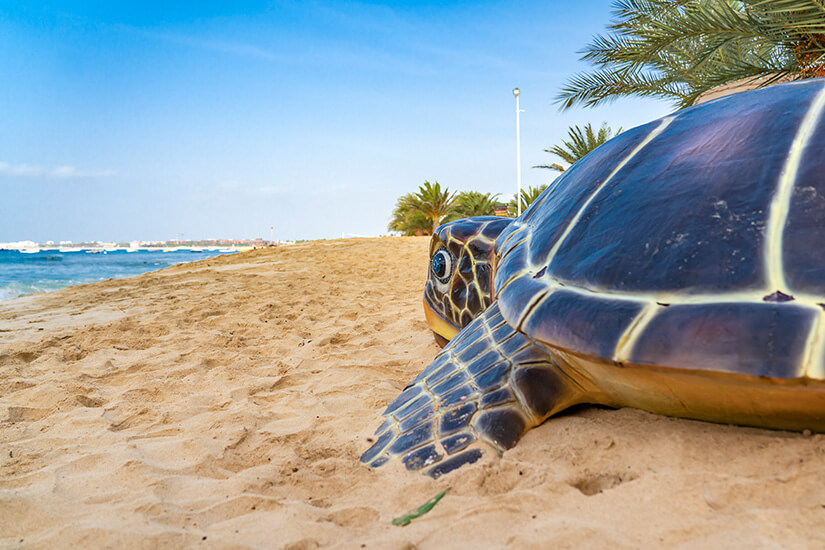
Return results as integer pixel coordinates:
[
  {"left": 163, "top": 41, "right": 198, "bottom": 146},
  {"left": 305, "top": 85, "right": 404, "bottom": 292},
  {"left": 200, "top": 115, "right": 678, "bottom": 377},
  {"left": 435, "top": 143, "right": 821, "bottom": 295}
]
[
  {"left": 389, "top": 182, "right": 499, "bottom": 236},
  {"left": 388, "top": 122, "right": 619, "bottom": 236}
]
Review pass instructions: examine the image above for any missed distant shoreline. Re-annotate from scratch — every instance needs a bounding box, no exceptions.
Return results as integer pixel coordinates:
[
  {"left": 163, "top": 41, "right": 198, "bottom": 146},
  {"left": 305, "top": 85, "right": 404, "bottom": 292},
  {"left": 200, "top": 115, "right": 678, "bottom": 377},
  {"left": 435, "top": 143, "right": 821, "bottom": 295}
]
[
  {"left": 0, "top": 247, "right": 241, "bottom": 301},
  {"left": 0, "top": 238, "right": 278, "bottom": 254},
  {"left": 0, "top": 245, "right": 256, "bottom": 253}
]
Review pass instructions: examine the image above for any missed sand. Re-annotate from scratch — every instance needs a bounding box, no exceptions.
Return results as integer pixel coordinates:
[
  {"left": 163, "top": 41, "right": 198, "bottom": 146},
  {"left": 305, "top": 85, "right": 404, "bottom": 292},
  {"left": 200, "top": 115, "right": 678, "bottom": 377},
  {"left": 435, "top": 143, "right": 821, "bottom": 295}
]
[{"left": 2, "top": 236, "right": 825, "bottom": 549}]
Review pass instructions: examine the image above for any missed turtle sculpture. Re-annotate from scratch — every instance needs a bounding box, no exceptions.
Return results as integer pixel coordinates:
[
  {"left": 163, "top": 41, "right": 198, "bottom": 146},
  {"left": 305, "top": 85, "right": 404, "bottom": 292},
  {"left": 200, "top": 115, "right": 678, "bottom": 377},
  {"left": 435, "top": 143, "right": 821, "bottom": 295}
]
[{"left": 362, "top": 78, "right": 825, "bottom": 478}]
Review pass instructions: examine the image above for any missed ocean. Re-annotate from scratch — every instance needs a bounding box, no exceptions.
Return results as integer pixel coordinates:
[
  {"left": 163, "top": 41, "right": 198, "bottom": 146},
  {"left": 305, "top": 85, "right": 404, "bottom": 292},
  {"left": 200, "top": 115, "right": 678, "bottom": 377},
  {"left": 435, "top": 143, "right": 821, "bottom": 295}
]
[{"left": 0, "top": 248, "right": 237, "bottom": 300}]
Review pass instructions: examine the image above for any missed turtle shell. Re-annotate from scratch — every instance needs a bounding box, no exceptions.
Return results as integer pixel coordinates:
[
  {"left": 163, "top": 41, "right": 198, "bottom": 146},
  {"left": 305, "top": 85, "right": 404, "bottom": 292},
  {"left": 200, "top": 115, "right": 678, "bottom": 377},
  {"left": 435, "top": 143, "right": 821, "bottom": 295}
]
[{"left": 494, "top": 78, "right": 825, "bottom": 380}]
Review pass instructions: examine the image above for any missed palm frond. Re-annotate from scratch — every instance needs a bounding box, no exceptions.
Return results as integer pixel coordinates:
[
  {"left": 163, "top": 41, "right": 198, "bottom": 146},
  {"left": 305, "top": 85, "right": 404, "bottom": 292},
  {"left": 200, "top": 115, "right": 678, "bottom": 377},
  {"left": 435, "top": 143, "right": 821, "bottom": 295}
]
[
  {"left": 452, "top": 191, "right": 501, "bottom": 218},
  {"left": 388, "top": 181, "right": 458, "bottom": 235},
  {"left": 557, "top": 0, "right": 825, "bottom": 110},
  {"left": 507, "top": 185, "right": 549, "bottom": 217},
  {"left": 531, "top": 163, "right": 567, "bottom": 172}
]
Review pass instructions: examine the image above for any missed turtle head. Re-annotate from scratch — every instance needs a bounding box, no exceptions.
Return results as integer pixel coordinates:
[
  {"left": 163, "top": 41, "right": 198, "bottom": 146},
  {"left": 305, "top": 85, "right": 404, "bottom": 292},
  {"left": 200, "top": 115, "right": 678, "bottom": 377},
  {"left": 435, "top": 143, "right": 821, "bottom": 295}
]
[{"left": 424, "top": 216, "right": 513, "bottom": 347}]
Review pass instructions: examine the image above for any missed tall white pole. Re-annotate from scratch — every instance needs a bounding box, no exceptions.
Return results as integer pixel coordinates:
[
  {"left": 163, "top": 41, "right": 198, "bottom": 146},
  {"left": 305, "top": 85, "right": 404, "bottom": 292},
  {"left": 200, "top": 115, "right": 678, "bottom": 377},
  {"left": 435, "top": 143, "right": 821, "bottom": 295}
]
[{"left": 514, "top": 88, "right": 522, "bottom": 216}]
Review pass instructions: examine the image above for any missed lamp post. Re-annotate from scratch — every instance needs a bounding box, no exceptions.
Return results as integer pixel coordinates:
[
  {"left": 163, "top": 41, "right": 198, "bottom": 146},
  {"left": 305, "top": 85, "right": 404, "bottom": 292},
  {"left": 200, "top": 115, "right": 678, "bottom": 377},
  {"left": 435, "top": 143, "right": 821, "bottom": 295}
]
[{"left": 513, "top": 88, "right": 523, "bottom": 216}]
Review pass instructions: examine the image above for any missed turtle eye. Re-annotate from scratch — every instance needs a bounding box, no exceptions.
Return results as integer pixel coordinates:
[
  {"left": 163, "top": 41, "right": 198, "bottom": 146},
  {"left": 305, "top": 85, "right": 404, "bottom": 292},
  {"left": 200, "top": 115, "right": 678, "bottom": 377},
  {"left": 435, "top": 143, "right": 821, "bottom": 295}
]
[{"left": 431, "top": 248, "right": 452, "bottom": 282}]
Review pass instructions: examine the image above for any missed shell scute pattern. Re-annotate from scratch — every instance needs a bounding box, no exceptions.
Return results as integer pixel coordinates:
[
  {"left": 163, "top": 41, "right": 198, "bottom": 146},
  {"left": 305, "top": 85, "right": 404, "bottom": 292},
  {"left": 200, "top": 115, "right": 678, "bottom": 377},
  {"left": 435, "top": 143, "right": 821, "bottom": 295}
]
[
  {"left": 523, "top": 290, "right": 645, "bottom": 360},
  {"left": 365, "top": 79, "right": 825, "bottom": 478},
  {"left": 543, "top": 91, "right": 810, "bottom": 293},
  {"left": 496, "top": 276, "right": 549, "bottom": 329},
  {"left": 518, "top": 122, "right": 663, "bottom": 271},
  {"left": 495, "top": 79, "right": 825, "bottom": 380},
  {"left": 783, "top": 116, "right": 825, "bottom": 293},
  {"left": 629, "top": 302, "right": 817, "bottom": 378},
  {"left": 493, "top": 224, "right": 528, "bottom": 266}
]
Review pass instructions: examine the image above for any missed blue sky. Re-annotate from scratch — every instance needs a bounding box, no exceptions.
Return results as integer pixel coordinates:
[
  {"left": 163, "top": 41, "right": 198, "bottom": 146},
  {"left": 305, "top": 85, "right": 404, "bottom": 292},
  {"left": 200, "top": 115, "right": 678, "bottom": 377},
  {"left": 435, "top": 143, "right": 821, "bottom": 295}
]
[{"left": 0, "top": 1, "right": 671, "bottom": 242}]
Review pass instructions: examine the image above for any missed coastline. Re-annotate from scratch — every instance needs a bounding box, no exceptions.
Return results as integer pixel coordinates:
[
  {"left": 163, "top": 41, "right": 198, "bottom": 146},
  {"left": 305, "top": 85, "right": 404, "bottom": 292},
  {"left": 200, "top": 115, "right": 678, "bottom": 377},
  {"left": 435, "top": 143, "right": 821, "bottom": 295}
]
[
  {"left": 2, "top": 237, "right": 824, "bottom": 548},
  {"left": 0, "top": 248, "right": 241, "bottom": 301}
]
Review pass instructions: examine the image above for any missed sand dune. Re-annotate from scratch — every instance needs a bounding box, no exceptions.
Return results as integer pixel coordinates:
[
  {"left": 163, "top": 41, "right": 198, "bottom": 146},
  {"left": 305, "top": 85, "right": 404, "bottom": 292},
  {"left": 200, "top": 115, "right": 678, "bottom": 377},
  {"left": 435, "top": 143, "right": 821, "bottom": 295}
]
[{"left": 2, "top": 237, "right": 824, "bottom": 549}]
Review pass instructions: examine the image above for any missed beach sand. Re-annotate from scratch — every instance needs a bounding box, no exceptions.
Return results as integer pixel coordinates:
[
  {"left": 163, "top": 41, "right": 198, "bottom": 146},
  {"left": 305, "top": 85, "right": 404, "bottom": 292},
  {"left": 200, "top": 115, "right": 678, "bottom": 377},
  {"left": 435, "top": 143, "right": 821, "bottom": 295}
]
[{"left": 2, "top": 236, "right": 825, "bottom": 549}]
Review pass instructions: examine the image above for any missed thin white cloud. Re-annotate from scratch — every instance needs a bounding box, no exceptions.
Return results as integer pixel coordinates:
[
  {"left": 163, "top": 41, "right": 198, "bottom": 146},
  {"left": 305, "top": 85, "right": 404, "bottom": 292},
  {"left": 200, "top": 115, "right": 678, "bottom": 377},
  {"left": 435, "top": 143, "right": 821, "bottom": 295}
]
[
  {"left": 0, "top": 161, "right": 116, "bottom": 179},
  {"left": 192, "top": 39, "right": 278, "bottom": 61},
  {"left": 136, "top": 28, "right": 281, "bottom": 62}
]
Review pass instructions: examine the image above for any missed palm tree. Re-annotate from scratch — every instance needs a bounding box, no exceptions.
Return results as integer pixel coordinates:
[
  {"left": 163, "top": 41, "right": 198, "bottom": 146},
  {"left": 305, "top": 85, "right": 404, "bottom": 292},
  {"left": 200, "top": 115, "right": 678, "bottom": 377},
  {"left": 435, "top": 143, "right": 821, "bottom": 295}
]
[
  {"left": 534, "top": 122, "right": 622, "bottom": 172},
  {"left": 389, "top": 193, "right": 431, "bottom": 236},
  {"left": 417, "top": 181, "right": 458, "bottom": 234},
  {"left": 388, "top": 181, "right": 457, "bottom": 236},
  {"left": 507, "top": 185, "right": 548, "bottom": 217},
  {"left": 452, "top": 191, "right": 501, "bottom": 218},
  {"left": 557, "top": 0, "right": 825, "bottom": 110}
]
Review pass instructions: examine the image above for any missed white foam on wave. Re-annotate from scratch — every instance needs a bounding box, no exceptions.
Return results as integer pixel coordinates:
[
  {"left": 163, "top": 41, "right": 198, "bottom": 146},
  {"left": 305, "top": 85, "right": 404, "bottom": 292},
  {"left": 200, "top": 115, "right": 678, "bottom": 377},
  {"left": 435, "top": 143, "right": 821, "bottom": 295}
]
[{"left": 0, "top": 280, "right": 82, "bottom": 300}]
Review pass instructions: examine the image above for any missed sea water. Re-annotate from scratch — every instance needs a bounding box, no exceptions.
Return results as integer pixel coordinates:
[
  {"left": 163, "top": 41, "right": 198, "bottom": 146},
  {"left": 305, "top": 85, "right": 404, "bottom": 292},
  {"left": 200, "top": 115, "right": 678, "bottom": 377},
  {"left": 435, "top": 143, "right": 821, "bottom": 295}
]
[{"left": 0, "top": 249, "right": 236, "bottom": 300}]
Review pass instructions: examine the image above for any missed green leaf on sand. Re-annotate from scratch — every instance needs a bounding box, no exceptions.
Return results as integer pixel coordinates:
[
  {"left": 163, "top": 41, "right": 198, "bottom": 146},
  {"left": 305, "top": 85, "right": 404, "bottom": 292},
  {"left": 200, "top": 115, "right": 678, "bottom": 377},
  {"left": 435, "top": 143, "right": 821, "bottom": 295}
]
[{"left": 391, "top": 488, "right": 450, "bottom": 526}]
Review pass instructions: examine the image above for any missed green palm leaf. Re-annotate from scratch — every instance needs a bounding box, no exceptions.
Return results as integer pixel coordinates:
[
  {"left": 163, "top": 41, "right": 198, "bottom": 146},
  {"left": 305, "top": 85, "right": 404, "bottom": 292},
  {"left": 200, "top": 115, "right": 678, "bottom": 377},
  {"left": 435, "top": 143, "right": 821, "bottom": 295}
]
[
  {"left": 507, "top": 185, "right": 548, "bottom": 217},
  {"left": 452, "top": 191, "right": 501, "bottom": 218},
  {"left": 534, "top": 122, "right": 622, "bottom": 171},
  {"left": 558, "top": 0, "right": 825, "bottom": 110},
  {"left": 388, "top": 181, "right": 458, "bottom": 235}
]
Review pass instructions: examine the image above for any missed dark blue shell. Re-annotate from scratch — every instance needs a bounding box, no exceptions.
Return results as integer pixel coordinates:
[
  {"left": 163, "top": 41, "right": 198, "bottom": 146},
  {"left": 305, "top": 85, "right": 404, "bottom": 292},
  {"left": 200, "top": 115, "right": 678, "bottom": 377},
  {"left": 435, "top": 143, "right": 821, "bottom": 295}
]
[{"left": 494, "top": 78, "right": 825, "bottom": 379}]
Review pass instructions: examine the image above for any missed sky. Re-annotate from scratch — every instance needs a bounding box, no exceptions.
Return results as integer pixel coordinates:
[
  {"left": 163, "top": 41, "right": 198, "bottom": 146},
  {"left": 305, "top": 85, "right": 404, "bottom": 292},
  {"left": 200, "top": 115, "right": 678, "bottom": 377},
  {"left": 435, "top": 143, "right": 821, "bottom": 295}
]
[{"left": 0, "top": 1, "right": 673, "bottom": 242}]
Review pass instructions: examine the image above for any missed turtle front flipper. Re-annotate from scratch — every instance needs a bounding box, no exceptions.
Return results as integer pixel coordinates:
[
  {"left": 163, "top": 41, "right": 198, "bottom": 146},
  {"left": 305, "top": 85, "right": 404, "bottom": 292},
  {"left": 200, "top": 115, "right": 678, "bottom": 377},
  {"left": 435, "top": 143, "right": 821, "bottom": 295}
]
[{"left": 361, "top": 302, "right": 590, "bottom": 478}]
